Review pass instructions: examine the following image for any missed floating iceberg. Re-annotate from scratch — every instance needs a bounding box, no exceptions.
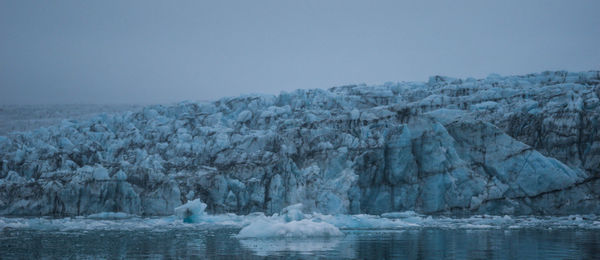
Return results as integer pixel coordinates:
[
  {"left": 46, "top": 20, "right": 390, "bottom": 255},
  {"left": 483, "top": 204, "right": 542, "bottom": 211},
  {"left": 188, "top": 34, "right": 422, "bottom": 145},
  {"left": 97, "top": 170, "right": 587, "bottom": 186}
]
[
  {"left": 236, "top": 204, "right": 343, "bottom": 238},
  {"left": 236, "top": 219, "right": 343, "bottom": 238},
  {"left": 174, "top": 199, "right": 207, "bottom": 223},
  {"left": 1, "top": 211, "right": 599, "bottom": 233}
]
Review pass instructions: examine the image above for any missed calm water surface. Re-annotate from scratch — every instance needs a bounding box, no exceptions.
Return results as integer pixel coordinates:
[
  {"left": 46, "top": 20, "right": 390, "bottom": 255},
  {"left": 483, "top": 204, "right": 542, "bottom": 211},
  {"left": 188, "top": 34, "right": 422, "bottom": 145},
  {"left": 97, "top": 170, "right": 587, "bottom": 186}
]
[{"left": 1, "top": 227, "right": 599, "bottom": 259}]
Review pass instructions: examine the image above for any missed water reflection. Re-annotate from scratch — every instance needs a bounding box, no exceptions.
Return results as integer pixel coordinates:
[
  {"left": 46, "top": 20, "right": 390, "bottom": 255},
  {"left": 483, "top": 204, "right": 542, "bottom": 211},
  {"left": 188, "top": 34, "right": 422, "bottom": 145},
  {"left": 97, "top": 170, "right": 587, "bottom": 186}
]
[
  {"left": 239, "top": 238, "right": 342, "bottom": 257},
  {"left": 1, "top": 228, "right": 599, "bottom": 259}
]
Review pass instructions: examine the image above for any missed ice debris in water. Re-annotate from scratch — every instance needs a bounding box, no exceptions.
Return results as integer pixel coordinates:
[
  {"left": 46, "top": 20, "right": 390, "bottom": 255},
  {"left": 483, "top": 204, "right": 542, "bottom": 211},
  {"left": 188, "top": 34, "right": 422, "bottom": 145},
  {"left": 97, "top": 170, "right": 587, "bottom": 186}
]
[
  {"left": 173, "top": 201, "right": 344, "bottom": 238},
  {"left": 86, "top": 212, "right": 135, "bottom": 220},
  {"left": 1, "top": 211, "right": 600, "bottom": 232},
  {"left": 165, "top": 201, "right": 600, "bottom": 238}
]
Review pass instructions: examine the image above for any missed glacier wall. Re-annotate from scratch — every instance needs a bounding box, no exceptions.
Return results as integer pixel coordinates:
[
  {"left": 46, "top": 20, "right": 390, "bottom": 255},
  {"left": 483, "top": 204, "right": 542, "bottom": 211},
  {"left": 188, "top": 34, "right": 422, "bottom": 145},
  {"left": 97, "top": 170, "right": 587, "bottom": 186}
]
[{"left": 1, "top": 71, "right": 599, "bottom": 216}]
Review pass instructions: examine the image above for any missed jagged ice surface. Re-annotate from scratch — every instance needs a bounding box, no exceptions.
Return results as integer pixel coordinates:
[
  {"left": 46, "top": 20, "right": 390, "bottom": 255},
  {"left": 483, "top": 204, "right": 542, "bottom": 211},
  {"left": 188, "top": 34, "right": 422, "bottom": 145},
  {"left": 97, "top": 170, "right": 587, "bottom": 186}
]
[{"left": 1, "top": 71, "right": 600, "bottom": 217}]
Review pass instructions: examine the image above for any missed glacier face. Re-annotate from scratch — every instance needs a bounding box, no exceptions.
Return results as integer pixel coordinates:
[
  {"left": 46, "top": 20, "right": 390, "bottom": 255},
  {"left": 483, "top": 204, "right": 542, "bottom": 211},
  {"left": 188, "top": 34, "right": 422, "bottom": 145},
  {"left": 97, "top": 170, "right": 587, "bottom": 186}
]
[{"left": 0, "top": 71, "right": 599, "bottom": 217}]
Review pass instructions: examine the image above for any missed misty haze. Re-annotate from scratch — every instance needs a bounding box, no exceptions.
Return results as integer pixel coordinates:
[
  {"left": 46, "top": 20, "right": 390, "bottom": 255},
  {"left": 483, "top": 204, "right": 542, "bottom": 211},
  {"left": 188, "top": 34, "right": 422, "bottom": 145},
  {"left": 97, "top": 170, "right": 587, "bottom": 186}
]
[{"left": 1, "top": 1, "right": 599, "bottom": 259}]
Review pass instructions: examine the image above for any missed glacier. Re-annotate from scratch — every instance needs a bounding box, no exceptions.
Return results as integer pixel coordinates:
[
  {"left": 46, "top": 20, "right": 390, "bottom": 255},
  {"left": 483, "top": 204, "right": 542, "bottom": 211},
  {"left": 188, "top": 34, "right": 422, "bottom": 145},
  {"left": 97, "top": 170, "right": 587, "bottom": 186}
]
[{"left": 0, "top": 70, "right": 599, "bottom": 217}]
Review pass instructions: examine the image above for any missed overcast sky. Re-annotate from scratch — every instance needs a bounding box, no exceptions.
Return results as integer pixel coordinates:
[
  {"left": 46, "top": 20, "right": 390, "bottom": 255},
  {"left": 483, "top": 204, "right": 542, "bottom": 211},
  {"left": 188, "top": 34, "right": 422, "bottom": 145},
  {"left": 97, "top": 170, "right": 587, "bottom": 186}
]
[{"left": 1, "top": 0, "right": 599, "bottom": 105}]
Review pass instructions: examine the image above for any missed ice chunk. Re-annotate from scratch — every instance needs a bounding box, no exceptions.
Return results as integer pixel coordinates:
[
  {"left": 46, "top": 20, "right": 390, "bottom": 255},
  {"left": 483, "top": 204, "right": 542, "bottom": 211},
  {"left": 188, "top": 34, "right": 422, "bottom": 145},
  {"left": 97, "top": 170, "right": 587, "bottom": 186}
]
[
  {"left": 281, "top": 203, "right": 305, "bottom": 222},
  {"left": 92, "top": 166, "right": 110, "bottom": 181},
  {"left": 237, "top": 204, "right": 342, "bottom": 238},
  {"left": 174, "top": 199, "right": 207, "bottom": 223},
  {"left": 236, "top": 219, "right": 343, "bottom": 238},
  {"left": 316, "top": 214, "right": 418, "bottom": 229},
  {"left": 236, "top": 110, "right": 253, "bottom": 122},
  {"left": 5, "top": 171, "right": 26, "bottom": 183},
  {"left": 381, "top": 211, "right": 423, "bottom": 219}
]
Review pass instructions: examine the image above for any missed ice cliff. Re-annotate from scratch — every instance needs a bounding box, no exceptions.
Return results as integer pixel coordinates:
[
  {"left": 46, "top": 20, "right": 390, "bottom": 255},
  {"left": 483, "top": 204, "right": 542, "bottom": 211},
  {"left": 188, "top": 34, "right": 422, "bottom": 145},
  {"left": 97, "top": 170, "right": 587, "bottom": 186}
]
[{"left": 1, "top": 71, "right": 599, "bottom": 216}]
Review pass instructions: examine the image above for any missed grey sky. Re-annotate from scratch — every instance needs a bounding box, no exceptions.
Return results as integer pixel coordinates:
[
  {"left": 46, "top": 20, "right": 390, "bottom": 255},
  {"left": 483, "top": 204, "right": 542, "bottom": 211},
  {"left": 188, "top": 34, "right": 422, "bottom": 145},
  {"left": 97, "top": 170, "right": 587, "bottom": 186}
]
[{"left": 1, "top": 0, "right": 599, "bottom": 105}]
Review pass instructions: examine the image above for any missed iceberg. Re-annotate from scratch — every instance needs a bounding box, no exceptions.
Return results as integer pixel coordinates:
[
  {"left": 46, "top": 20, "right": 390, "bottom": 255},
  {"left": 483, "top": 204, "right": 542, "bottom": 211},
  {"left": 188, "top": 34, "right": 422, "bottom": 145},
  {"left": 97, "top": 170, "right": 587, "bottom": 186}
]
[
  {"left": 174, "top": 199, "right": 207, "bottom": 223},
  {"left": 236, "top": 219, "right": 343, "bottom": 238},
  {"left": 0, "top": 71, "right": 599, "bottom": 217},
  {"left": 236, "top": 204, "right": 343, "bottom": 238}
]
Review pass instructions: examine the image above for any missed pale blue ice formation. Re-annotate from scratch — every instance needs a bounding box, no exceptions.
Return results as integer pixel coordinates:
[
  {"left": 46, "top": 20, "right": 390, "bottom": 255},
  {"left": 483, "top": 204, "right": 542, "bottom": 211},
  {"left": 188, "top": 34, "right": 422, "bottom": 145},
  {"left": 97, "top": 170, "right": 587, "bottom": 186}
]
[
  {"left": 236, "top": 218, "right": 343, "bottom": 238},
  {"left": 174, "top": 199, "right": 207, "bottom": 223},
  {"left": 0, "top": 71, "right": 599, "bottom": 217}
]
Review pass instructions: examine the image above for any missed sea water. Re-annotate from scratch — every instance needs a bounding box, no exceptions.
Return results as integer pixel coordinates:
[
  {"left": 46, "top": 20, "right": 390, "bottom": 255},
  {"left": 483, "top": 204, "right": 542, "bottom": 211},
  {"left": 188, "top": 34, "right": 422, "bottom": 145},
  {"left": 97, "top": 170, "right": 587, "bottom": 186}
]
[
  {"left": 1, "top": 213, "right": 599, "bottom": 259},
  {"left": 1, "top": 227, "right": 599, "bottom": 259}
]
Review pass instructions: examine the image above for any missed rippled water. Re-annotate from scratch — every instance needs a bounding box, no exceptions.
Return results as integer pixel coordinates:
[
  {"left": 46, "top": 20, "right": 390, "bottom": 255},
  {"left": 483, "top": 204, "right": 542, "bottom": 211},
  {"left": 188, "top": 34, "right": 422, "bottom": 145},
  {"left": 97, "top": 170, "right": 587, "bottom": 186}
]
[{"left": 2, "top": 227, "right": 599, "bottom": 259}]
